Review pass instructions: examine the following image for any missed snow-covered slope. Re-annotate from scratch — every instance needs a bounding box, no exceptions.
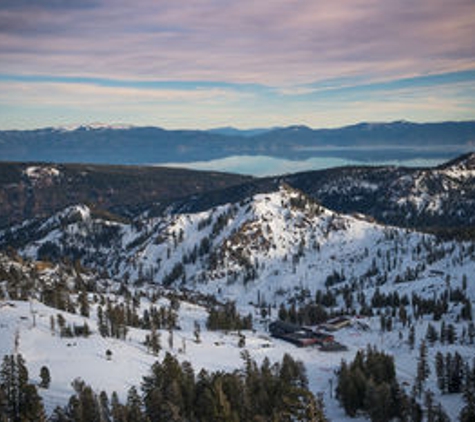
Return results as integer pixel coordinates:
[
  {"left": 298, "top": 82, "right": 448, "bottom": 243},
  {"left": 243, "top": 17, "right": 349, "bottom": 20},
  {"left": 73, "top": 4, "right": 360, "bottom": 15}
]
[
  {"left": 1, "top": 182, "right": 475, "bottom": 420},
  {"left": 5, "top": 184, "right": 474, "bottom": 311},
  {"left": 284, "top": 152, "right": 475, "bottom": 230},
  {"left": 0, "top": 258, "right": 472, "bottom": 421}
]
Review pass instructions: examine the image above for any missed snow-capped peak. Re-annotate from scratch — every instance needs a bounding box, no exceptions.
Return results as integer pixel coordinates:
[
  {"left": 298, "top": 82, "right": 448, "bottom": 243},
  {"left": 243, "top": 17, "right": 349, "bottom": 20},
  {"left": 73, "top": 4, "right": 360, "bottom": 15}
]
[{"left": 56, "top": 123, "right": 134, "bottom": 132}]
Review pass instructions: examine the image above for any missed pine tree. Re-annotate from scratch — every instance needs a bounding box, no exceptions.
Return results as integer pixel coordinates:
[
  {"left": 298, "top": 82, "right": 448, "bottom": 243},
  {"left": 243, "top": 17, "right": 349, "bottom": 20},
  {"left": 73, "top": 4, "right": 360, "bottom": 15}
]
[
  {"left": 425, "top": 323, "right": 438, "bottom": 345},
  {"left": 49, "top": 405, "right": 70, "bottom": 422},
  {"left": 0, "top": 354, "right": 46, "bottom": 422},
  {"left": 415, "top": 341, "right": 430, "bottom": 396},
  {"left": 424, "top": 390, "right": 435, "bottom": 422},
  {"left": 435, "top": 352, "right": 445, "bottom": 393},
  {"left": 20, "top": 384, "right": 47, "bottom": 422},
  {"left": 408, "top": 325, "right": 415, "bottom": 349},
  {"left": 70, "top": 379, "right": 102, "bottom": 422},
  {"left": 97, "top": 306, "right": 109, "bottom": 337},
  {"left": 447, "top": 352, "right": 464, "bottom": 393},
  {"left": 193, "top": 320, "right": 201, "bottom": 343},
  {"left": 365, "top": 380, "right": 392, "bottom": 422},
  {"left": 459, "top": 363, "right": 475, "bottom": 422},
  {"left": 78, "top": 290, "right": 90, "bottom": 317},
  {"left": 39, "top": 366, "right": 51, "bottom": 389},
  {"left": 110, "top": 391, "right": 127, "bottom": 422},
  {"left": 50, "top": 315, "right": 56, "bottom": 335},
  {"left": 446, "top": 323, "right": 457, "bottom": 344},
  {"left": 238, "top": 332, "right": 246, "bottom": 348},
  {"left": 405, "top": 391, "right": 423, "bottom": 422},
  {"left": 57, "top": 313, "right": 66, "bottom": 337},
  {"left": 336, "top": 361, "right": 361, "bottom": 417},
  {"left": 440, "top": 320, "right": 446, "bottom": 344},
  {"left": 146, "top": 324, "right": 161, "bottom": 356},
  {"left": 0, "top": 386, "right": 7, "bottom": 421},
  {"left": 461, "top": 299, "right": 473, "bottom": 321},
  {"left": 468, "top": 322, "right": 475, "bottom": 344},
  {"left": 126, "top": 386, "right": 143, "bottom": 422},
  {"left": 98, "top": 391, "right": 111, "bottom": 422}
]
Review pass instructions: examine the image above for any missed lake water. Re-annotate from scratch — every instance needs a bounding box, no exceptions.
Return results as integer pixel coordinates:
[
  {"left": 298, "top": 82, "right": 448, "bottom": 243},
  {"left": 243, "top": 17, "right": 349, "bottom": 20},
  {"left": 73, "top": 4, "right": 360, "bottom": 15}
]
[{"left": 162, "top": 154, "right": 447, "bottom": 177}]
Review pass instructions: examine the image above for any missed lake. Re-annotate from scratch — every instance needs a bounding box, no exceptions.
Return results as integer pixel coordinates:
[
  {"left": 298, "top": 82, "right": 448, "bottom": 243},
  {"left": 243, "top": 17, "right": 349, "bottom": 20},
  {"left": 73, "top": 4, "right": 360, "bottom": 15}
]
[{"left": 161, "top": 154, "right": 449, "bottom": 177}]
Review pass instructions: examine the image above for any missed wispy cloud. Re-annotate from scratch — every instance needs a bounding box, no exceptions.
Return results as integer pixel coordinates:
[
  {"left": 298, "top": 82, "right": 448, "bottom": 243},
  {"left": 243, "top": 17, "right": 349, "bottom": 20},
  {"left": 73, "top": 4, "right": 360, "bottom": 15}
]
[{"left": 0, "top": 0, "right": 474, "bottom": 128}]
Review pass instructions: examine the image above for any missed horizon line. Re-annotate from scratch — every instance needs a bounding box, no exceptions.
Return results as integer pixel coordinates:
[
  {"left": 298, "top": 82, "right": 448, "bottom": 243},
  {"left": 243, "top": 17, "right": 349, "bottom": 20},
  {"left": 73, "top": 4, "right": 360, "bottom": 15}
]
[{"left": 2, "top": 118, "right": 475, "bottom": 133}]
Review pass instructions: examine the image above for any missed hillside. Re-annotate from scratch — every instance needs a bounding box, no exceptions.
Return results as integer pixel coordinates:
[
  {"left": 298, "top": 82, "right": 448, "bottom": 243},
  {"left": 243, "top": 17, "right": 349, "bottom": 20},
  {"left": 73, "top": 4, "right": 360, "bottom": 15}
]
[
  {"left": 3, "top": 185, "right": 474, "bottom": 309},
  {"left": 141, "top": 152, "right": 475, "bottom": 234},
  {"left": 0, "top": 162, "right": 251, "bottom": 229},
  {"left": 1, "top": 183, "right": 474, "bottom": 420},
  {"left": 282, "top": 152, "right": 475, "bottom": 233},
  {"left": 3, "top": 153, "right": 475, "bottom": 237}
]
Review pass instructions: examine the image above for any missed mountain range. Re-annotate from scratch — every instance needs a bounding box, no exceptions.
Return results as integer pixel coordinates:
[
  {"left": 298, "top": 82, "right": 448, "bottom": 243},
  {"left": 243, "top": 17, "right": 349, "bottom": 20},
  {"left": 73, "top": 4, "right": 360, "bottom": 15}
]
[
  {"left": 2, "top": 152, "right": 475, "bottom": 237},
  {"left": 1, "top": 149, "right": 475, "bottom": 420},
  {"left": 1, "top": 120, "right": 474, "bottom": 164}
]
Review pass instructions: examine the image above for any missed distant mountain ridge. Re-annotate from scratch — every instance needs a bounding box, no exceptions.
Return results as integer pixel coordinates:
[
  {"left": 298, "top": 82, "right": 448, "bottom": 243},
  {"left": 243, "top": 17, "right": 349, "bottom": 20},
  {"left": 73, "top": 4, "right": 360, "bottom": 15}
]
[
  {"left": 282, "top": 152, "right": 475, "bottom": 234},
  {"left": 1, "top": 120, "right": 474, "bottom": 164},
  {"left": 1, "top": 152, "right": 475, "bottom": 238},
  {"left": 0, "top": 163, "right": 251, "bottom": 229},
  {"left": 146, "top": 152, "right": 475, "bottom": 234}
]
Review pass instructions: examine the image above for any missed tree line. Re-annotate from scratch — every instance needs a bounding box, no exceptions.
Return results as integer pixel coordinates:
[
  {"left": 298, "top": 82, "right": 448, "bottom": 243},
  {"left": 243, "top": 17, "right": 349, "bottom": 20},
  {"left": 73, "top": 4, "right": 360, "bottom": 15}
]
[{"left": 1, "top": 352, "right": 327, "bottom": 422}]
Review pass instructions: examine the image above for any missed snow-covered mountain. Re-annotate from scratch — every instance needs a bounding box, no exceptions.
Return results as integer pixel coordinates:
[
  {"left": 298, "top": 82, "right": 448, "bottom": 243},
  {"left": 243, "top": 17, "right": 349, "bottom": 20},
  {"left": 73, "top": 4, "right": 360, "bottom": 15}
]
[
  {"left": 2, "top": 153, "right": 475, "bottom": 236},
  {"left": 3, "top": 184, "right": 474, "bottom": 311},
  {"left": 284, "top": 152, "right": 475, "bottom": 231},
  {"left": 2, "top": 181, "right": 475, "bottom": 420}
]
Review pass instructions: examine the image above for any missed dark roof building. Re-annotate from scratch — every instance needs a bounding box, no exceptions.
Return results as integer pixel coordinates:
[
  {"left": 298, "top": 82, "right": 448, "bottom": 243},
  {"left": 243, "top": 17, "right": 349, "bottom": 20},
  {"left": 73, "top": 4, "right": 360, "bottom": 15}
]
[{"left": 269, "top": 320, "right": 334, "bottom": 347}]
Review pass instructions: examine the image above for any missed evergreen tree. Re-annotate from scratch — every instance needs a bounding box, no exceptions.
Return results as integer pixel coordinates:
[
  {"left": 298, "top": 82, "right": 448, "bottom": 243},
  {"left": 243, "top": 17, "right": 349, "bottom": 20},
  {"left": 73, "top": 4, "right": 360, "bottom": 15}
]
[
  {"left": 336, "top": 348, "right": 404, "bottom": 421},
  {"left": 415, "top": 341, "right": 430, "bottom": 395},
  {"left": 405, "top": 391, "right": 423, "bottom": 422},
  {"left": 435, "top": 352, "right": 445, "bottom": 393},
  {"left": 168, "top": 329, "right": 174, "bottom": 350},
  {"left": 98, "top": 391, "right": 112, "bottom": 422},
  {"left": 125, "top": 386, "right": 143, "bottom": 422},
  {"left": 39, "top": 365, "right": 51, "bottom": 389},
  {"left": 447, "top": 352, "right": 464, "bottom": 393},
  {"left": 146, "top": 324, "right": 161, "bottom": 356},
  {"left": 426, "top": 323, "right": 439, "bottom": 345},
  {"left": 20, "top": 384, "right": 47, "bottom": 422},
  {"left": 110, "top": 391, "right": 128, "bottom": 422},
  {"left": 446, "top": 323, "right": 457, "bottom": 344},
  {"left": 461, "top": 299, "right": 473, "bottom": 321},
  {"left": 193, "top": 320, "right": 201, "bottom": 344},
  {"left": 97, "top": 306, "right": 109, "bottom": 337},
  {"left": 468, "top": 322, "right": 475, "bottom": 344},
  {"left": 69, "top": 378, "right": 102, "bottom": 422},
  {"left": 49, "top": 350, "right": 328, "bottom": 422},
  {"left": 408, "top": 325, "right": 416, "bottom": 350},
  {"left": 50, "top": 315, "right": 56, "bottom": 335},
  {"left": 49, "top": 405, "right": 70, "bottom": 422},
  {"left": 78, "top": 290, "right": 90, "bottom": 317},
  {"left": 459, "top": 365, "right": 475, "bottom": 422},
  {"left": 365, "top": 380, "right": 393, "bottom": 422},
  {"left": 0, "top": 354, "right": 46, "bottom": 422},
  {"left": 440, "top": 320, "right": 446, "bottom": 344}
]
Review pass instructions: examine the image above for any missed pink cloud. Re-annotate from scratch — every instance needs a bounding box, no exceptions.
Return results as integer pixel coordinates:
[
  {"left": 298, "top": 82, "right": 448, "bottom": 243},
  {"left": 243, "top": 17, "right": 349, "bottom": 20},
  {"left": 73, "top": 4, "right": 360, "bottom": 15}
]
[{"left": 0, "top": 0, "right": 474, "bottom": 86}]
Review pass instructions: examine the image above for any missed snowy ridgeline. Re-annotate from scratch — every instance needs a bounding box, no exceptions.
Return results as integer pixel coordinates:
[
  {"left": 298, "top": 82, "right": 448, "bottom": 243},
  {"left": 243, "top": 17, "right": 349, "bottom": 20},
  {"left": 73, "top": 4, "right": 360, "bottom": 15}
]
[
  {"left": 9, "top": 185, "right": 475, "bottom": 309},
  {"left": 0, "top": 184, "right": 475, "bottom": 420}
]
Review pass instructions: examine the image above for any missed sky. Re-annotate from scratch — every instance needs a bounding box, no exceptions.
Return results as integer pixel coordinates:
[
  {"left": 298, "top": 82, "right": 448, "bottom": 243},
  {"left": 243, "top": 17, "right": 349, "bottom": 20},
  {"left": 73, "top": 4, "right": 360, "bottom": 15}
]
[{"left": 0, "top": 0, "right": 474, "bottom": 130}]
